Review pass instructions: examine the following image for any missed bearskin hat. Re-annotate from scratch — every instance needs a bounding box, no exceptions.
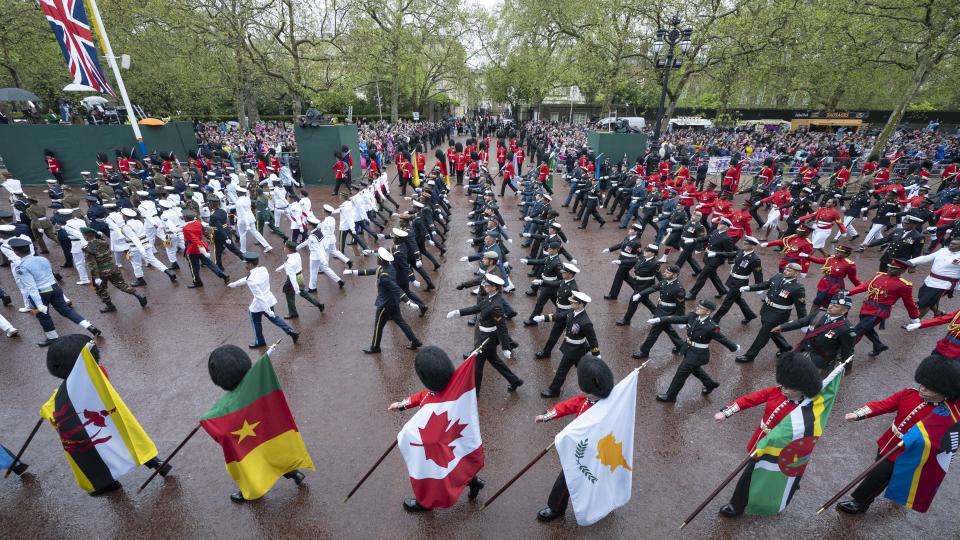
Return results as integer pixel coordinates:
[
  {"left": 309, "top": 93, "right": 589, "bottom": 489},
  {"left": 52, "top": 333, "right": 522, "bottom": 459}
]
[
  {"left": 414, "top": 346, "right": 456, "bottom": 392},
  {"left": 434, "top": 149, "right": 444, "bottom": 161},
  {"left": 44, "top": 148, "right": 56, "bottom": 157},
  {"left": 577, "top": 355, "right": 614, "bottom": 398},
  {"left": 775, "top": 352, "right": 822, "bottom": 398},
  {"left": 207, "top": 345, "right": 252, "bottom": 391},
  {"left": 455, "top": 142, "right": 463, "bottom": 153},
  {"left": 915, "top": 356, "right": 960, "bottom": 400},
  {"left": 47, "top": 334, "right": 99, "bottom": 379},
  {"left": 96, "top": 152, "right": 108, "bottom": 164}
]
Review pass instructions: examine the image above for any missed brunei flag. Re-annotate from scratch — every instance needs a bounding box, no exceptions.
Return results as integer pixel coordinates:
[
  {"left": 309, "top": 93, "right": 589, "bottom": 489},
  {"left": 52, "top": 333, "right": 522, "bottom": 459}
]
[
  {"left": 884, "top": 402, "right": 960, "bottom": 512},
  {"left": 39, "top": 342, "right": 158, "bottom": 493},
  {"left": 745, "top": 363, "right": 844, "bottom": 515},
  {"left": 200, "top": 354, "right": 314, "bottom": 500}
]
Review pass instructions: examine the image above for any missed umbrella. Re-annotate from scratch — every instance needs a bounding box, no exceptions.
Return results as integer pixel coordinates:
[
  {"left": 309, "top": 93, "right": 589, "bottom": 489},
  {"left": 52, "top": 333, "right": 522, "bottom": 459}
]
[
  {"left": 0, "top": 88, "right": 40, "bottom": 102},
  {"left": 139, "top": 118, "right": 165, "bottom": 126},
  {"left": 81, "top": 96, "right": 110, "bottom": 108}
]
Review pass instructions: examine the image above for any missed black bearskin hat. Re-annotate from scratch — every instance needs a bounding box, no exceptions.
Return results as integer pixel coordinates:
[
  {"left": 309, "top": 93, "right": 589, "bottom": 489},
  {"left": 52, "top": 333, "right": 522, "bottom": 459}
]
[
  {"left": 414, "top": 346, "right": 455, "bottom": 392},
  {"left": 207, "top": 345, "right": 252, "bottom": 391},
  {"left": 470, "top": 151, "right": 479, "bottom": 160},
  {"left": 577, "top": 355, "right": 614, "bottom": 398},
  {"left": 44, "top": 148, "right": 56, "bottom": 157},
  {"left": 163, "top": 151, "right": 176, "bottom": 161},
  {"left": 775, "top": 352, "right": 822, "bottom": 398},
  {"left": 188, "top": 149, "right": 198, "bottom": 160},
  {"left": 915, "top": 356, "right": 960, "bottom": 400},
  {"left": 435, "top": 149, "right": 444, "bottom": 161},
  {"left": 47, "top": 334, "right": 99, "bottom": 379},
  {"left": 455, "top": 142, "right": 463, "bottom": 153},
  {"left": 96, "top": 152, "right": 108, "bottom": 164}
]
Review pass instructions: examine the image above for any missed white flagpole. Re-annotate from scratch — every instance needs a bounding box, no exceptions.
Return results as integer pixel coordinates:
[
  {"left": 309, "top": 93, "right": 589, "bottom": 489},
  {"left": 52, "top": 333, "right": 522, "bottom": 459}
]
[{"left": 85, "top": 0, "right": 147, "bottom": 158}]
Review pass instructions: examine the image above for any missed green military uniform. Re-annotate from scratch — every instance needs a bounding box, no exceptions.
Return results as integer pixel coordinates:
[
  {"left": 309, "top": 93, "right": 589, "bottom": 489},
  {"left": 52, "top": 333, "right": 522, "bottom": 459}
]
[
  {"left": 25, "top": 199, "right": 57, "bottom": 252},
  {"left": 82, "top": 233, "right": 145, "bottom": 310},
  {"left": 255, "top": 192, "right": 285, "bottom": 238},
  {"left": 97, "top": 183, "right": 115, "bottom": 203}
]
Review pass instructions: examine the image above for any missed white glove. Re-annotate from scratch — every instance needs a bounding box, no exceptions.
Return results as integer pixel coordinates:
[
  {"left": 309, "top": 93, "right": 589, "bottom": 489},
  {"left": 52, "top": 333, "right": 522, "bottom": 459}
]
[
  {"left": 632, "top": 293, "right": 641, "bottom": 302},
  {"left": 377, "top": 233, "right": 386, "bottom": 240},
  {"left": 459, "top": 256, "right": 468, "bottom": 262},
  {"left": 756, "top": 290, "right": 765, "bottom": 296},
  {"left": 35, "top": 305, "right": 48, "bottom": 315},
  {"left": 225, "top": 239, "right": 232, "bottom": 245},
  {"left": 508, "top": 238, "right": 513, "bottom": 244},
  {"left": 532, "top": 279, "right": 543, "bottom": 285},
  {"left": 524, "top": 216, "right": 532, "bottom": 222},
  {"left": 520, "top": 258, "right": 528, "bottom": 264},
  {"left": 611, "top": 260, "right": 620, "bottom": 265},
  {"left": 739, "top": 285, "right": 750, "bottom": 292},
  {"left": 266, "top": 310, "right": 276, "bottom": 318},
  {"left": 343, "top": 269, "right": 356, "bottom": 275},
  {"left": 95, "top": 278, "right": 103, "bottom": 286},
  {"left": 522, "top": 232, "right": 531, "bottom": 237},
  {"left": 905, "top": 322, "right": 921, "bottom": 331},
  {"left": 602, "top": 248, "right": 610, "bottom": 253},
  {"left": 503, "top": 350, "right": 512, "bottom": 360},
  {"left": 412, "top": 280, "right": 421, "bottom": 289},
  {"left": 646, "top": 318, "right": 660, "bottom": 324},
  {"left": 465, "top": 239, "right": 472, "bottom": 245},
  {"left": 800, "top": 273, "right": 808, "bottom": 279},
  {"left": 405, "top": 300, "right": 419, "bottom": 310},
  {"left": 734, "top": 344, "right": 741, "bottom": 353},
  {"left": 428, "top": 240, "right": 436, "bottom": 246},
  {"left": 798, "top": 252, "right": 809, "bottom": 257},
  {"left": 533, "top": 315, "right": 546, "bottom": 322},
  {"left": 885, "top": 212, "right": 896, "bottom": 217},
  {"left": 861, "top": 216, "right": 868, "bottom": 222},
  {"left": 706, "top": 250, "right": 716, "bottom": 257},
  {"left": 446, "top": 309, "right": 459, "bottom": 319},
  {"left": 416, "top": 260, "right": 423, "bottom": 268},
  {"left": 760, "top": 242, "right": 769, "bottom": 248},
  {"left": 200, "top": 248, "right": 210, "bottom": 257},
  {"left": 683, "top": 238, "right": 693, "bottom": 244},
  {"left": 570, "top": 259, "right": 577, "bottom": 265}
]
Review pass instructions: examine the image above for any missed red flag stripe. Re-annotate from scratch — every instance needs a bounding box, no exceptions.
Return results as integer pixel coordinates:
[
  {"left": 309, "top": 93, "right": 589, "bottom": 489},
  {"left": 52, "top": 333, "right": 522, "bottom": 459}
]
[
  {"left": 410, "top": 447, "right": 484, "bottom": 509},
  {"left": 200, "top": 389, "right": 298, "bottom": 463}
]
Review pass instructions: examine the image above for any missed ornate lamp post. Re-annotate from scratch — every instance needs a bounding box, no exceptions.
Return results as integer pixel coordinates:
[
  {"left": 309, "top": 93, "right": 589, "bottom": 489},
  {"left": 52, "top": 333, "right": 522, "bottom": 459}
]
[{"left": 651, "top": 14, "right": 692, "bottom": 145}]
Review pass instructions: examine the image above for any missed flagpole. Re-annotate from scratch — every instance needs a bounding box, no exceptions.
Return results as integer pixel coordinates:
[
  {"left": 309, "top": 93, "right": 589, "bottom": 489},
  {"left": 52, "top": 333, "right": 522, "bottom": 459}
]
[
  {"left": 85, "top": 0, "right": 147, "bottom": 159},
  {"left": 3, "top": 419, "right": 43, "bottom": 478},
  {"left": 815, "top": 441, "right": 904, "bottom": 514},
  {"left": 482, "top": 442, "right": 555, "bottom": 510},
  {"left": 343, "top": 439, "right": 398, "bottom": 503},
  {"left": 137, "top": 425, "right": 201, "bottom": 493},
  {"left": 679, "top": 451, "right": 757, "bottom": 529}
]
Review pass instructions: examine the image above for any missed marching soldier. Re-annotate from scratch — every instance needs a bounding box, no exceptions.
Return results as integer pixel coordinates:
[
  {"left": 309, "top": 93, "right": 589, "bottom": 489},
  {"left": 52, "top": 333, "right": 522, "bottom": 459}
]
[
  {"left": 905, "top": 308, "right": 960, "bottom": 359},
  {"left": 773, "top": 293, "right": 856, "bottom": 373},
  {"left": 848, "top": 259, "right": 920, "bottom": 357},
  {"left": 120, "top": 207, "right": 177, "bottom": 286},
  {"left": 602, "top": 223, "right": 644, "bottom": 300},
  {"left": 735, "top": 262, "right": 807, "bottom": 364},
  {"left": 675, "top": 210, "right": 706, "bottom": 275},
  {"left": 227, "top": 251, "right": 300, "bottom": 348},
  {"left": 712, "top": 236, "right": 763, "bottom": 324},
  {"left": 446, "top": 273, "right": 523, "bottom": 392},
  {"left": 534, "top": 262, "right": 580, "bottom": 359},
  {"left": 346, "top": 247, "right": 422, "bottom": 354},
  {"left": 276, "top": 241, "right": 325, "bottom": 319},
  {"left": 808, "top": 244, "right": 860, "bottom": 309},
  {"left": 650, "top": 300, "right": 739, "bottom": 402},
  {"left": 629, "top": 265, "right": 686, "bottom": 359},
  {"left": 81, "top": 227, "right": 147, "bottom": 313},
  {"left": 520, "top": 241, "right": 563, "bottom": 324},
  {"left": 865, "top": 215, "right": 924, "bottom": 273},
  {"left": 532, "top": 291, "right": 600, "bottom": 397},
  {"left": 762, "top": 224, "right": 814, "bottom": 275},
  {"left": 835, "top": 356, "right": 960, "bottom": 514},
  {"left": 685, "top": 218, "right": 737, "bottom": 300}
]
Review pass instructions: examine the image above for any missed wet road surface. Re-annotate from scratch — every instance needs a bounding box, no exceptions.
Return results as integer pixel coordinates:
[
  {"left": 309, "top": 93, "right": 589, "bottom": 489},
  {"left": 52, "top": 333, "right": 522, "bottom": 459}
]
[{"left": 1, "top": 153, "right": 957, "bottom": 539}]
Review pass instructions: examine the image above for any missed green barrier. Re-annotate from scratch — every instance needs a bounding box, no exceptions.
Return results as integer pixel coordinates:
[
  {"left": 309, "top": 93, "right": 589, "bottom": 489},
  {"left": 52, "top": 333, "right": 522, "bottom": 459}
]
[
  {"left": 0, "top": 122, "right": 198, "bottom": 185},
  {"left": 293, "top": 124, "right": 360, "bottom": 186},
  {"left": 586, "top": 131, "right": 648, "bottom": 164}
]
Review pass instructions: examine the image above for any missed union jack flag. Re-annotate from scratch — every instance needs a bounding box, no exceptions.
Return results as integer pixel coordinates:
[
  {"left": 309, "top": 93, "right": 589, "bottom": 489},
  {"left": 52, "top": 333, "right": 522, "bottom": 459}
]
[{"left": 40, "top": 0, "right": 115, "bottom": 95}]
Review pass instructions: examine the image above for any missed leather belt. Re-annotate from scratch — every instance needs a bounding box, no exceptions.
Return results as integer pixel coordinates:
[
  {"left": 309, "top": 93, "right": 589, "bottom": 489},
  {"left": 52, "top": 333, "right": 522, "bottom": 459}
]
[
  {"left": 565, "top": 336, "right": 586, "bottom": 344},
  {"left": 556, "top": 303, "right": 572, "bottom": 310},
  {"left": 687, "top": 341, "right": 710, "bottom": 349},
  {"left": 730, "top": 273, "right": 751, "bottom": 280},
  {"left": 765, "top": 299, "right": 792, "bottom": 310},
  {"left": 478, "top": 325, "right": 497, "bottom": 333}
]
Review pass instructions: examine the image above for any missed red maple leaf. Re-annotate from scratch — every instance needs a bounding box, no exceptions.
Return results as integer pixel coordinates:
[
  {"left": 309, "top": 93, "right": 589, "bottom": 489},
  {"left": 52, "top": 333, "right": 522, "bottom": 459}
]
[{"left": 410, "top": 411, "right": 467, "bottom": 468}]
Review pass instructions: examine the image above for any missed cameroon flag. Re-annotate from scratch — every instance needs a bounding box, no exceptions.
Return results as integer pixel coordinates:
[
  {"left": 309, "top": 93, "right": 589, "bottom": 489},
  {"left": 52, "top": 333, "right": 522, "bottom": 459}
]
[
  {"left": 39, "top": 342, "right": 158, "bottom": 493},
  {"left": 200, "top": 354, "right": 314, "bottom": 500},
  {"left": 745, "top": 363, "right": 844, "bottom": 515}
]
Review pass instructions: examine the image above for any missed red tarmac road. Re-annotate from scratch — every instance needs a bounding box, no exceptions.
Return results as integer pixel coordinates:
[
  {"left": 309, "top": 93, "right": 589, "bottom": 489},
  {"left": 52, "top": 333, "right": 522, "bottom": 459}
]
[{"left": 0, "top": 154, "right": 957, "bottom": 539}]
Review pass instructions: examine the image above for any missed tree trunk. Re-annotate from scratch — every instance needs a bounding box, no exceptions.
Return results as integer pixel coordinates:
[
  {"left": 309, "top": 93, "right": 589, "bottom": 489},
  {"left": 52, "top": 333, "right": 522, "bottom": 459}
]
[
  {"left": 390, "top": 72, "right": 399, "bottom": 123},
  {"left": 872, "top": 57, "right": 932, "bottom": 157},
  {"left": 245, "top": 84, "right": 260, "bottom": 126},
  {"left": 285, "top": 0, "right": 303, "bottom": 119},
  {"left": 234, "top": 45, "right": 248, "bottom": 130}
]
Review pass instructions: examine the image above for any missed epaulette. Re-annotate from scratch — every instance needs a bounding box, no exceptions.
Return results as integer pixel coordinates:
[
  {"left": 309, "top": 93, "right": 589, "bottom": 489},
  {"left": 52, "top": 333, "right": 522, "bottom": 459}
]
[
  {"left": 899, "top": 277, "right": 912, "bottom": 286},
  {"left": 844, "top": 258, "right": 855, "bottom": 264}
]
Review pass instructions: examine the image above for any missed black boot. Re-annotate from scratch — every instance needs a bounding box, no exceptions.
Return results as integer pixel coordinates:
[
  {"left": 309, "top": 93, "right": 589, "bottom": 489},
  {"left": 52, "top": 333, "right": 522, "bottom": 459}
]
[
  {"left": 403, "top": 498, "right": 430, "bottom": 512},
  {"left": 836, "top": 499, "right": 870, "bottom": 514},
  {"left": 537, "top": 507, "right": 564, "bottom": 521},
  {"left": 100, "top": 303, "right": 117, "bottom": 313}
]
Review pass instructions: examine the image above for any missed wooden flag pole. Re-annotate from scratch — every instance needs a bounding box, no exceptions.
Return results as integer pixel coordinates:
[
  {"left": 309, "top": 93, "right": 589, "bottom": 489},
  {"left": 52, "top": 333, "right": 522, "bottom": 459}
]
[
  {"left": 679, "top": 451, "right": 756, "bottom": 529},
  {"left": 138, "top": 425, "right": 200, "bottom": 493},
  {"left": 482, "top": 442, "right": 555, "bottom": 510},
  {"left": 4, "top": 419, "right": 43, "bottom": 478},
  {"left": 344, "top": 439, "right": 398, "bottom": 503},
  {"left": 815, "top": 441, "right": 904, "bottom": 514}
]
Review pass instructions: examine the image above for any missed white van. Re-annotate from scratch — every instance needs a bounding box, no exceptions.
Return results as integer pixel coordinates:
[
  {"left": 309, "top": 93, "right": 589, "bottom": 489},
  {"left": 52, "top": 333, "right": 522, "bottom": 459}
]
[{"left": 597, "top": 117, "right": 646, "bottom": 131}]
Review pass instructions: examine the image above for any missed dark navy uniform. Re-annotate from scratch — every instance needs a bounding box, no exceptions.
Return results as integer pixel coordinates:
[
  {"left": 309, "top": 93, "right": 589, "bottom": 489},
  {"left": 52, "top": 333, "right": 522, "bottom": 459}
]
[
  {"left": 457, "top": 292, "right": 522, "bottom": 390},
  {"left": 657, "top": 313, "right": 738, "bottom": 399},
  {"left": 779, "top": 312, "right": 855, "bottom": 370},
  {"left": 537, "top": 276, "right": 579, "bottom": 357},
  {"left": 622, "top": 254, "right": 661, "bottom": 316},
  {"left": 359, "top": 265, "right": 420, "bottom": 352},
  {"left": 713, "top": 248, "right": 764, "bottom": 323},
  {"left": 604, "top": 232, "right": 643, "bottom": 299},
  {"left": 632, "top": 278, "right": 686, "bottom": 358},
  {"left": 738, "top": 273, "right": 807, "bottom": 362},
  {"left": 541, "top": 309, "right": 600, "bottom": 396},
  {"left": 687, "top": 229, "right": 737, "bottom": 298}
]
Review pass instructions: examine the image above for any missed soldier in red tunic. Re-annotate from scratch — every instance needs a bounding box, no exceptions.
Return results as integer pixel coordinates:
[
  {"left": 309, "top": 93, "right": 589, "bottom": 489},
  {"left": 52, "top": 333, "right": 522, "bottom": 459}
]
[
  {"left": 848, "top": 259, "right": 920, "bottom": 357},
  {"left": 533, "top": 355, "right": 614, "bottom": 522},
  {"left": 44, "top": 149, "right": 64, "bottom": 185},
  {"left": 762, "top": 225, "right": 814, "bottom": 274},
  {"left": 387, "top": 346, "right": 485, "bottom": 512},
  {"left": 714, "top": 352, "right": 823, "bottom": 517},
  {"left": 835, "top": 355, "right": 960, "bottom": 514},
  {"left": 807, "top": 244, "right": 861, "bottom": 309},
  {"left": 905, "top": 309, "right": 960, "bottom": 359}
]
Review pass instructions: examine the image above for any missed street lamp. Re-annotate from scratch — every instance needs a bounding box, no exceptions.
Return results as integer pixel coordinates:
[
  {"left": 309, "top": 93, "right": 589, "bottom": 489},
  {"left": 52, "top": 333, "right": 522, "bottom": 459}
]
[{"left": 650, "top": 14, "right": 693, "bottom": 145}]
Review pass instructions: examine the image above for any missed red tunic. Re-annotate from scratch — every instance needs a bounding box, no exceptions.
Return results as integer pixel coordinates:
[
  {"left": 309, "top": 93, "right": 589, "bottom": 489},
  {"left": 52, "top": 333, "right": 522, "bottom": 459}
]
[
  {"left": 722, "top": 166, "right": 740, "bottom": 193},
  {"left": 46, "top": 156, "right": 61, "bottom": 174},
  {"left": 760, "top": 189, "right": 792, "bottom": 212},
  {"left": 710, "top": 199, "right": 732, "bottom": 225},
  {"left": 835, "top": 168, "right": 850, "bottom": 189},
  {"left": 806, "top": 255, "right": 860, "bottom": 295},
  {"left": 503, "top": 162, "right": 515, "bottom": 182},
  {"left": 758, "top": 166, "right": 775, "bottom": 186},
  {"left": 538, "top": 163, "right": 550, "bottom": 182},
  {"left": 454, "top": 152, "right": 466, "bottom": 172},
  {"left": 934, "top": 204, "right": 960, "bottom": 227},
  {"left": 875, "top": 182, "right": 905, "bottom": 201},
  {"left": 333, "top": 160, "right": 346, "bottom": 180},
  {"left": 797, "top": 207, "right": 846, "bottom": 233},
  {"left": 767, "top": 234, "right": 814, "bottom": 272},
  {"left": 728, "top": 209, "right": 752, "bottom": 241},
  {"left": 516, "top": 147, "right": 525, "bottom": 165},
  {"left": 658, "top": 161, "right": 671, "bottom": 178},
  {"left": 368, "top": 159, "right": 380, "bottom": 176},
  {"left": 941, "top": 164, "right": 958, "bottom": 184},
  {"left": 446, "top": 146, "right": 456, "bottom": 164},
  {"left": 182, "top": 220, "right": 209, "bottom": 255},
  {"left": 678, "top": 182, "right": 698, "bottom": 207},
  {"left": 849, "top": 272, "right": 920, "bottom": 319},
  {"left": 401, "top": 389, "right": 432, "bottom": 409},
  {"left": 675, "top": 166, "right": 690, "bottom": 185},
  {"left": 695, "top": 189, "right": 718, "bottom": 215},
  {"left": 547, "top": 394, "right": 595, "bottom": 420},
  {"left": 416, "top": 153, "right": 426, "bottom": 172},
  {"left": 918, "top": 309, "right": 960, "bottom": 358},
  {"left": 725, "top": 386, "right": 801, "bottom": 452},
  {"left": 161, "top": 160, "right": 173, "bottom": 175},
  {"left": 497, "top": 146, "right": 507, "bottom": 164},
  {"left": 861, "top": 162, "right": 878, "bottom": 177},
  {"left": 854, "top": 388, "right": 942, "bottom": 461}
]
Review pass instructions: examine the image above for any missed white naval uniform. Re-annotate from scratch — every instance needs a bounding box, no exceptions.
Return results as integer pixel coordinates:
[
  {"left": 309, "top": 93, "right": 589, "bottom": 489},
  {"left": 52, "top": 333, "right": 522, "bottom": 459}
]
[
  {"left": 63, "top": 217, "right": 89, "bottom": 283},
  {"left": 235, "top": 194, "right": 270, "bottom": 252},
  {"left": 122, "top": 219, "right": 169, "bottom": 277}
]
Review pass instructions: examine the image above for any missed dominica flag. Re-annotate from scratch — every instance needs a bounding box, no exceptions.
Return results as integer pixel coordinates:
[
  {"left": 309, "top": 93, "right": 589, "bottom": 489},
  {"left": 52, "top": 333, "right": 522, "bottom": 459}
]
[
  {"left": 745, "top": 362, "right": 844, "bottom": 515},
  {"left": 200, "top": 353, "right": 314, "bottom": 500},
  {"left": 884, "top": 401, "right": 960, "bottom": 512},
  {"left": 555, "top": 368, "right": 638, "bottom": 526},
  {"left": 39, "top": 342, "right": 158, "bottom": 493}
]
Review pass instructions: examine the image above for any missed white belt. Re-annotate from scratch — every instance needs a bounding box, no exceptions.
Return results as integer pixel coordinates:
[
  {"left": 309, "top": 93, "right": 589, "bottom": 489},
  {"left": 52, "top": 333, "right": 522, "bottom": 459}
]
[
  {"left": 659, "top": 300, "right": 676, "bottom": 307},
  {"left": 556, "top": 303, "right": 572, "bottom": 310},
  {"left": 565, "top": 336, "right": 586, "bottom": 344},
  {"left": 635, "top": 275, "right": 654, "bottom": 281},
  {"left": 688, "top": 341, "right": 710, "bottom": 349},
  {"left": 542, "top": 275, "right": 558, "bottom": 281},
  {"left": 815, "top": 221, "right": 833, "bottom": 230},
  {"left": 730, "top": 273, "right": 751, "bottom": 280},
  {"left": 765, "top": 299, "right": 792, "bottom": 310},
  {"left": 478, "top": 325, "right": 497, "bottom": 333},
  {"left": 621, "top": 253, "right": 637, "bottom": 258}
]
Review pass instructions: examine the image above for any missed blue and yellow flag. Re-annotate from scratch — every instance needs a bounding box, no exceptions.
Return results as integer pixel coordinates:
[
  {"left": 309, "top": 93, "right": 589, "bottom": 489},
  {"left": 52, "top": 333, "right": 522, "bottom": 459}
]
[{"left": 884, "top": 402, "right": 960, "bottom": 513}]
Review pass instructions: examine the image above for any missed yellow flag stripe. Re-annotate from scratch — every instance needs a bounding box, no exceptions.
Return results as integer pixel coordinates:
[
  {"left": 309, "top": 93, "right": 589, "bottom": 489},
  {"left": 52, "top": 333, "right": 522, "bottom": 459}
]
[
  {"left": 906, "top": 422, "right": 932, "bottom": 508},
  {"left": 224, "top": 429, "right": 315, "bottom": 500}
]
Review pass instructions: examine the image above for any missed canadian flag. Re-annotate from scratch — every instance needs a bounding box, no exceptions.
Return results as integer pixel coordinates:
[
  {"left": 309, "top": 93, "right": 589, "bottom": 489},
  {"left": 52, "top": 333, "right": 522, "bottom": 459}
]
[{"left": 397, "top": 352, "right": 484, "bottom": 508}]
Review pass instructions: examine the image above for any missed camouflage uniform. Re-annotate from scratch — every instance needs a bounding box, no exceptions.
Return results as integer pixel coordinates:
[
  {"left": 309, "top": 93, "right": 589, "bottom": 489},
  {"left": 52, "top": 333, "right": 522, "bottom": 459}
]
[{"left": 83, "top": 237, "right": 144, "bottom": 308}]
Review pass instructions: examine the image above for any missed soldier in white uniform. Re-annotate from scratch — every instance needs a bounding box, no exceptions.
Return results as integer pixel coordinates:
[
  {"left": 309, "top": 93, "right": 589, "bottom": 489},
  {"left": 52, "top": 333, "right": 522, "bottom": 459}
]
[
  {"left": 234, "top": 186, "right": 272, "bottom": 253},
  {"left": 104, "top": 206, "right": 130, "bottom": 267},
  {"left": 298, "top": 216, "right": 347, "bottom": 290},
  {"left": 271, "top": 182, "right": 289, "bottom": 228},
  {"left": 120, "top": 208, "right": 176, "bottom": 285},
  {"left": 62, "top": 211, "right": 90, "bottom": 285},
  {"left": 227, "top": 251, "right": 300, "bottom": 348},
  {"left": 159, "top": 199, "right": 185, "bottom": 268}
]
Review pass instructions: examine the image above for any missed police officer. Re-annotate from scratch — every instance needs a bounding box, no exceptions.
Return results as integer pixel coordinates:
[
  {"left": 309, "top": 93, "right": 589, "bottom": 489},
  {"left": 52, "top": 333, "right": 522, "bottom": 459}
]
[
  {"left": 773, "top": 293, "right": 856, "bottom": 373},
  {"left": 446, "top": 273, "right": 523, "bottom": 392},
  {"left": 346, "top": 247, "right": 422, "bottom": 354},
  {"left": 685, "top": 218, "right": 737, "bottom": 300},
  {"left": 602, "top": 223, "right": 644, "bottom": 300},
  {"left": 651, "top": 299, "right": 740, "bottom": 402},
  {"left": 533, "top": 291, "right": 600, "bottom": 397},
  {"left": 81, "top": 227, "right": 147, "bottom": 313},
  {"left": 712, "top": 236, "right": 764, "bottom": 324},
  {"left": 630, "top": 265, "right": 686, "bottom": 359},
  {"left": 735, "top": 262, "right": 807, "bottom": 363}
]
